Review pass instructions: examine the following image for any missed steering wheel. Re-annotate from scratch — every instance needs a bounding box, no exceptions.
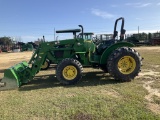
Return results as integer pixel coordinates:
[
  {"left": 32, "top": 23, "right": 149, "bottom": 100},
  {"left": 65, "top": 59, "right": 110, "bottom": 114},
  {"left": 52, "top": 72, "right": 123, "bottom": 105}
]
[{"left": 92, "top": 37, "right": 101, "bottom": 45}]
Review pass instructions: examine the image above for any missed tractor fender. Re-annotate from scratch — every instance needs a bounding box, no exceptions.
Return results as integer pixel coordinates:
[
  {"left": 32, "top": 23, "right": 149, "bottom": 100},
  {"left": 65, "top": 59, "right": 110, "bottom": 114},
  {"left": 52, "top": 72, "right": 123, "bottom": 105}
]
[{"left": 100, "top": 42, "right": 134, "bottom": 64}]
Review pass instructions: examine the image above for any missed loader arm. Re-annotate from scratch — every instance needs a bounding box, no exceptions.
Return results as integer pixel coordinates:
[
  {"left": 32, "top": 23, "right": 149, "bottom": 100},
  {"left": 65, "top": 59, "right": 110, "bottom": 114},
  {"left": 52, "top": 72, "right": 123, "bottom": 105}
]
[{"left": 0, "top": 43, "right": 51, "bottom": 90}]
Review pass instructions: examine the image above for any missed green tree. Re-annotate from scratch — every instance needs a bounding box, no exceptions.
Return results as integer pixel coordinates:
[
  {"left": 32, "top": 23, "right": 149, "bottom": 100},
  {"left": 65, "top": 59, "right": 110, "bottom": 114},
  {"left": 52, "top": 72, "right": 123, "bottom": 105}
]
[{"left": 0, "top": 37, "right": 12, "bottom": 45}]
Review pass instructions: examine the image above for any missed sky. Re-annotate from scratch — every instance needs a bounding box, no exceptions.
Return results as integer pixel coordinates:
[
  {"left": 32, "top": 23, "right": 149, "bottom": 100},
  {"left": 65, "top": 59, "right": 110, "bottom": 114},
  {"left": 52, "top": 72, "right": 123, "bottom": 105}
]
[{"left": 0, "top": 0, "right": 160, "bottom": 43}]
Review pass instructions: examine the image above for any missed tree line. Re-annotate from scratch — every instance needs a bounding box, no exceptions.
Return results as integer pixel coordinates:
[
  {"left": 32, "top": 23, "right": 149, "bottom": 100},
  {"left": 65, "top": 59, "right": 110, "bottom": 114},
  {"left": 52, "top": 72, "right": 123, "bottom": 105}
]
[{"left": 0, "top": 37, "right": 13, "bottom": 45}]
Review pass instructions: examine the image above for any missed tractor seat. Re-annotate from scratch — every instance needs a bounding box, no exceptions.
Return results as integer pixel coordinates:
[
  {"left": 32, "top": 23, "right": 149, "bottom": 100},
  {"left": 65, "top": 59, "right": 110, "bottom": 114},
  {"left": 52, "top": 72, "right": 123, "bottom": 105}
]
[{"left": 96, "top": 40, "right": 115, "bottom": 54}]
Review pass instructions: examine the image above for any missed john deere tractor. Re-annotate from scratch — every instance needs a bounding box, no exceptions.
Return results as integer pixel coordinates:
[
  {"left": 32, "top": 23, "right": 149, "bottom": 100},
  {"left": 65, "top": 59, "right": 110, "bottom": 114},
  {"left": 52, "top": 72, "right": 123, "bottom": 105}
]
[
  {"left": 40, "top": 32, "right": 94, "bottom": 70},
  {"left": 0, "top": 17, "right": 142, "bottom": 90}
]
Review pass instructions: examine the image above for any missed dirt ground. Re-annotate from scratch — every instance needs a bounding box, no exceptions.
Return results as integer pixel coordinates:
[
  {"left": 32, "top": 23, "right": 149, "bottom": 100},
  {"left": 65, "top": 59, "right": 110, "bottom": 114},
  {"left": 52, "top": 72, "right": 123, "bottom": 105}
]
[
  {"left": 0, "top": 51, "right": 33, "bottom": 79},
  {"left": 0, "top": 51, "right": 32, "bottom": 68}
]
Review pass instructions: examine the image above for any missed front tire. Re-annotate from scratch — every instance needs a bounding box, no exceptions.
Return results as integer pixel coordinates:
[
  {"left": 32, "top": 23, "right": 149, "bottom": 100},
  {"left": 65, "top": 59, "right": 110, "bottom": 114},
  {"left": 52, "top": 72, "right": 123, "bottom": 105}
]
[
  {"left": 107, "top": 47, "right": 142, "bottom": 82},
  {"left": 56, "top": 58, "right": 83, "bottom": 85}
]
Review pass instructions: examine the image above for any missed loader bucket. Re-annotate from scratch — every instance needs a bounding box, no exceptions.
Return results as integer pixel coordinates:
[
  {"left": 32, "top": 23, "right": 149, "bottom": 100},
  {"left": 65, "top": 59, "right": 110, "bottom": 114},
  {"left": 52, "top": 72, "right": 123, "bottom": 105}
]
[{"left": 0, "top": 61, "right": 29, "bottom": 91}]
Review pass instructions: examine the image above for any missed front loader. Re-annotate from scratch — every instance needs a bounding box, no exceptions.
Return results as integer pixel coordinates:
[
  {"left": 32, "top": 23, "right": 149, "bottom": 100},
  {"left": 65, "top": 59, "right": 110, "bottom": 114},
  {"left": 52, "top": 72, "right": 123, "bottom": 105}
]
[{"left": 0, "top": 17, "right": 143, "bottom": 90}]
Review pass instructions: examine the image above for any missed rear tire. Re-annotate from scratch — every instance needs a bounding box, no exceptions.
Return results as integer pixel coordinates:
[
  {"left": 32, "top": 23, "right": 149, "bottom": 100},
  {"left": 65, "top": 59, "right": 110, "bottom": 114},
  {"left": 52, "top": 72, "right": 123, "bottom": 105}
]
[
  {"left": 56, "top": 58, "right": 83, "bottom": 85},
  {"left": 41, "top": 59, "right": 50, "bottom": 70},
  {"left": 107, "top": 47, "right": 142, "bottom": 82}
]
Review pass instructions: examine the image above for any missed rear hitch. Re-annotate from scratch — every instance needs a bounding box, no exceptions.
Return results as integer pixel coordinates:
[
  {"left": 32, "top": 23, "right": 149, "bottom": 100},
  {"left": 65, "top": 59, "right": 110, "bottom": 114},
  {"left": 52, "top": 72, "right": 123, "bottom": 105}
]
[{"left": 0, "top": 82, "right": 6, "bottom": 87}]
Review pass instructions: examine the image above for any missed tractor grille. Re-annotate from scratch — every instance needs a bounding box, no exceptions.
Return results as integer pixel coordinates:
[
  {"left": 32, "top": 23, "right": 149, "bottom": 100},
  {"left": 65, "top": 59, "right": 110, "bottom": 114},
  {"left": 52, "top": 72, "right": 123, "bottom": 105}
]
[{"left": 54, "top": 51, "right": 64, "bottom": 58}]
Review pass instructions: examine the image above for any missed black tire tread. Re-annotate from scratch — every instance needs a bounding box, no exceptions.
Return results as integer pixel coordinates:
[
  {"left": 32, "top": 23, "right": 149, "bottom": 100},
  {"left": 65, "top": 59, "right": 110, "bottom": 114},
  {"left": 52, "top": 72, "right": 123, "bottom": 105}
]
[
  {"left": 107, "top": 47, "right": 142, "bottom": 82},
  {"left": 56, "top": 58, "right": 83, "bottom": 85}
]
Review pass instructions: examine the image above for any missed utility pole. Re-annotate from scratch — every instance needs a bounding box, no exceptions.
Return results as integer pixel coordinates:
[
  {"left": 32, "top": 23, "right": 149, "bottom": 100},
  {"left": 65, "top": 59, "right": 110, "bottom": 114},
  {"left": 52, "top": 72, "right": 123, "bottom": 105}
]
[
  {"left": 138, "top": 26, "right": 139, "bottom": 40},
  {"left": 54, "top": 28, "right": 55, "bottom": 41}
]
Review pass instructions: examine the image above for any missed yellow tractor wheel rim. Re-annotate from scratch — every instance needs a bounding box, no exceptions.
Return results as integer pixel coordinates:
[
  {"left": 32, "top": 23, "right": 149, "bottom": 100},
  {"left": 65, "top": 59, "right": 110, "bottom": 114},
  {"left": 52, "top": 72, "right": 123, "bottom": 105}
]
[
  {"left": 41, "top": 61, "right": 48, "bottom": 69},
  {"left": 63, "top": 65, "right": 77, "bottom": 80},
  {"left": 118, "top": 56, "right": 136, "bottom": 75}
]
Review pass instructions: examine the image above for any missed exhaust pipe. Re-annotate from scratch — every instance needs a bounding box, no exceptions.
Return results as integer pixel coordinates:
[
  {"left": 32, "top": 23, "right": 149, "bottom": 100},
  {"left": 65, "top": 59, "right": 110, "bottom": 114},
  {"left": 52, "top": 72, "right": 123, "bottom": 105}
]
[{"left": 78, "top": 25, "right": 84, "bottom": 39}]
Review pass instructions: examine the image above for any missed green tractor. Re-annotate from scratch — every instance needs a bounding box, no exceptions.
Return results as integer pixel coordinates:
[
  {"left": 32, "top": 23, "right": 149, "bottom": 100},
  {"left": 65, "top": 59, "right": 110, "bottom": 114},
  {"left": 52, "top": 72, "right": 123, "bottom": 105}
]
[
  {"left": 41, "top": 32, "right": 94, "bottom": 70},
  {"left": 0, "top": 17, "right": 143, "bottom": 90}
]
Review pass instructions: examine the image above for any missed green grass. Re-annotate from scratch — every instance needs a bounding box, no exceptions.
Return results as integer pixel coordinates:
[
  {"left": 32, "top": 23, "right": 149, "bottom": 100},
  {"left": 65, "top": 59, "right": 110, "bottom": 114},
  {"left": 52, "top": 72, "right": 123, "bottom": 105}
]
[
  {"left": 0, "top": 47, "right": 160, "bottom": 120},
  {"left": 0, "top": 83, "right": 156, "bottom": 120}
]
